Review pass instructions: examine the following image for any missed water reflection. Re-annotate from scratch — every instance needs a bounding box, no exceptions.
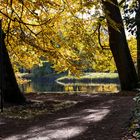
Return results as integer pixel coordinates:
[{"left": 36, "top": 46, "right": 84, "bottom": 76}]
[
  {"left": 64, "top": 84, "right": 120, "bottom": 93},
  {"left": 19, "top": 81, "right": 64, "bottom": 93},
  {"left": 19, "top": 80, "right": 120, "bottom": 93}
]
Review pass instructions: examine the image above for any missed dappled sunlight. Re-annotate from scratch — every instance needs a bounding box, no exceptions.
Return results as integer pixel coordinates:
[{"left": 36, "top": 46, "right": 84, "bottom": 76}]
[
  {"left": 81, "top": 108, "right": 110, "bottom": 122},
  {"left": 57, "top": 116, "right": 79, "bottom": 121},
  {"left": 27, "top": 126, "right": 86, "bottom": 140},
  {"left": 41, "top": 126, "right": 86, "bottom": 140},
  {"left": 0, "top": 122, "right": 6, "bottom": 125},
  {"left": 56, "top": 106, "right": 111, "bottom": 124},
  {"left": 5, "top": 126, "right": 87, "bottom": 140},
  {"left": 1, "top": 95, "right": 134, "bottom": 140},
  {"left": 4, "top": 104, "right": 111, "bottom": 140}
]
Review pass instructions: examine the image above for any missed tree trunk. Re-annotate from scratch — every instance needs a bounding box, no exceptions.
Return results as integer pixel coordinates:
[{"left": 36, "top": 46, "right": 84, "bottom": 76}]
[
  {"left": 136, "top": 0, "right": 140, "bottom": 80},
  {"left": 0, "top": 22, "right": 26, "bottom": 104},
  {"left": 102, "top": 0, "right": 138, "bottom": 90}
]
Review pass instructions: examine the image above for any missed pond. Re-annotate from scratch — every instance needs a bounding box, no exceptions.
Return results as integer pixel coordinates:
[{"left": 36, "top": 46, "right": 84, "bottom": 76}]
[{"left": 19, "top": 79, "right": 120, "bottom": 93}]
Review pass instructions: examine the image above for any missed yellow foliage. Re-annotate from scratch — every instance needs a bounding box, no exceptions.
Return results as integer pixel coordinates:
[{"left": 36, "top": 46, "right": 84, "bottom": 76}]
[{"left": 0, "top": 0, "right": 135, "bottom": 74}]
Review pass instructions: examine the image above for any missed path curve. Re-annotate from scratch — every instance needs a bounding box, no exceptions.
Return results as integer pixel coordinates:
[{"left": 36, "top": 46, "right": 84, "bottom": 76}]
[{"left": 0, "top": 93, "right": 135, "bottom": 140}]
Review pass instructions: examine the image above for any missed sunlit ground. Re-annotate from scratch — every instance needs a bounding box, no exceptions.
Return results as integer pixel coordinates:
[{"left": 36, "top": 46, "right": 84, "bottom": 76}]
[
  {"left": 4, "top": 99, "right": 112, "bottom": 140},
  {"left": 1, "top": 93, "right": 135, "bottom": 140}
]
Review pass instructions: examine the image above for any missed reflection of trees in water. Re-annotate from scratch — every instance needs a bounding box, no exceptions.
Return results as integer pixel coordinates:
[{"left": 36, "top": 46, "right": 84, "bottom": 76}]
[
  {"left": 19, "top": 83, "right": 34, "bottom": 93},
  {"left": 64, "top": 84, "right": 120, "bottom": 93},
  {"left": 31, "top": 82, "right": 64, "bottom": 92},
  {"left": 20, "top": 81, "right": 64, "bottom": 92},
  {"left": 19, "top": 82, "right": 34, "bottom": 93},
  {"left": 19, "top": 81, "right": 119, "bottom": 93},
  {"left": 94, "top": 85, "right": 119, "bottom": 92}
]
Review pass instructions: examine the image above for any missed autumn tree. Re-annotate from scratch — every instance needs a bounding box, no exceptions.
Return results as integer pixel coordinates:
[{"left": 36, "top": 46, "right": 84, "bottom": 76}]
[
  {"left": 63, "top": 0, "right": 138, "bottom": 90},
  {"left": 102, "top": 0, "right": 138, "bottom": 90},
  {"left": 0, "top": 0, "right": 139, "bottom": 105},
  {"left": 0, "top": 0, "right": 99, "bottom": 103},
  {"left": 0, "top": 21, "right": 26, "bottom": 104}
]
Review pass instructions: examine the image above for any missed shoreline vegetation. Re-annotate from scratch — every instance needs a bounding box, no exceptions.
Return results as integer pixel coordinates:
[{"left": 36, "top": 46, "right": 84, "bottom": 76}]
[
  {"left": 56, "top": 72, "right": 119, "bottom": 85},
  {"left": 16, "top": 72, "right": 119, "bottom": 83},
  {"left": 17, "top": 72, "right": 119, "bottom": 85},
  {"left": 16, "top": 72, "right": 120, "bottom": 93}
]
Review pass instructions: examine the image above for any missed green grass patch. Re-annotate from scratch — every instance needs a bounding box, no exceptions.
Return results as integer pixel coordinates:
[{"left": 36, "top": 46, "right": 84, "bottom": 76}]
[
  {"left": 58, "top": 72, "right": 118, "bottom": 80},
  {"left": 56, "top": 73, "right": 119, "bottom": 85}
]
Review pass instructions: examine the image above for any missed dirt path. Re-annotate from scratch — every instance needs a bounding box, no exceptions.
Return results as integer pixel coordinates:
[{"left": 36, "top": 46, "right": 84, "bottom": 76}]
[{"left": 0, "top": 93, "right": 135, "bottom": 140}]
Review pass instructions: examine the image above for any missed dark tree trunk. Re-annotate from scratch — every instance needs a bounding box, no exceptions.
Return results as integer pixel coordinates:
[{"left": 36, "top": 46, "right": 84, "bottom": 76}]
[
  {"left": 136, "top": 0, "right": 140, "bottom": 80},
  {"left": 102, "top": 0, "right": 138, "bottom": 90},
  {"left": 0, "top": 22, "right": 26, "bottom": 104}
]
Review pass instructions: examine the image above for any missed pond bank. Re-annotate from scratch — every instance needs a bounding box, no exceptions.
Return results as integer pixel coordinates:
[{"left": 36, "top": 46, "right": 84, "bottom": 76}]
[
  {"left": 57, "top": 72, "right": 119, "bottom": 84},
  {"left": 18, "top": 72, "right": 120, "bottom": 93}
]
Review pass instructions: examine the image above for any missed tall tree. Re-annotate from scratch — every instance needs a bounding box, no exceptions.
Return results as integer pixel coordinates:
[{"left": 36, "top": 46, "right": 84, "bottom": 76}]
[
  {"left": 102, "top": 0, "right": 138, "bottom": 90},
  {"left": 0, "top": 21, "right": 26, "bottom": 104}
]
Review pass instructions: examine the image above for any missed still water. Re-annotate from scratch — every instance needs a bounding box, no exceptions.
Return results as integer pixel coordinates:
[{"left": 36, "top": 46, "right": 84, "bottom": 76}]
[{"left": 19, "top": 80, "right": 120, "bottom": 93}]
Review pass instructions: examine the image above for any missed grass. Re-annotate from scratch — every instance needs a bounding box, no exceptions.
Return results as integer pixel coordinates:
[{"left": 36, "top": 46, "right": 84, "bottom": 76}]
[
  {"left": 56, "top": 72, "right": 119, "bottom": 85},
  {"left": 58, "top": 72, "right": 118, "bottom": 80}
]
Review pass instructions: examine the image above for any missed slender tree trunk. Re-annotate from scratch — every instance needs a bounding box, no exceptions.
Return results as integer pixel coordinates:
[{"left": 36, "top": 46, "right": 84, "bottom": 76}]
[
  {"left": 136, "top": 0, "right": 140, "bottom": 80},
  {"left": 102, "top": 0, "right": 138, "bottom": 90},
  {"left": 0, "top": 21, "right": 26, "bottom": 104}
]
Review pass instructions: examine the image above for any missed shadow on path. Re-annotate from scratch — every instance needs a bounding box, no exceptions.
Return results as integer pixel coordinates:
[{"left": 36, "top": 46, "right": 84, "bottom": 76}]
[{"left": 0, "top": 94, "right": 135, "bottom": 140}]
